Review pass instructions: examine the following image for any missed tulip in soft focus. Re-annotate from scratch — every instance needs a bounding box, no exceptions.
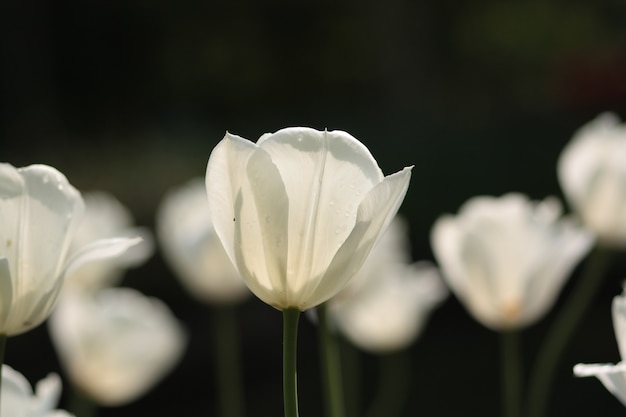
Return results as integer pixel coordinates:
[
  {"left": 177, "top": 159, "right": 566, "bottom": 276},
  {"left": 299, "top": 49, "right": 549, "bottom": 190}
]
[
  {"left": 205, "top": 127, "right": 412, "bottom": 311},
  {"left": 0, "top": 163, "right": 141, "bottom": 336},
  {"left": 330, "top": 218, "right": 447, "bottom": 353},
  {"left": 431, "top": 193, "right": 593, "bottom": 330},
  {"left": 574, "top": 290, "right": 626, "bottom": 406},
  {"left": 558, "top": 113, "right": 626, "bottom": 247},
  {"left": 1, "top": 365, "right": 73, "bottom": 417},
  {"left": 64, "top": 191, "right": 153, "bottom": 292},
  {"left": 48, "top": 288, "right": 187, "bottom": 406},
  {"left": 157, "top": 178, "right": 249, "bottom": 304}
]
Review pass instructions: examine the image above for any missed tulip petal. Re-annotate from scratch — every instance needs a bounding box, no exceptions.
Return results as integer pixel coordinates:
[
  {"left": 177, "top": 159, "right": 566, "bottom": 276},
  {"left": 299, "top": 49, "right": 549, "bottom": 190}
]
[
  {"left": 205, "top": 132, "right": 259, "bottom": 273},
  {"left": 244, "top": 148, "right": 290, "bottom": 307},
  {"left": 558, "top": 113, "right": 619, "bottom": 207},
  {"left": 0, "top": 259, "right": 12, "bottom": 333},
  {"left": 574, "top": 362, "right": 626, "bottom": 406},
  {"left": 62, "top": 237, "right": 144, "bottom": 281},
  {"left": 257, "top": 128, "right": 387, "bottom": 306},
  {"left": 306, "top": 167, "right": 412, "bottom": 310},
  {"left": 613, "top": 295, "right": 626, "bottom": 360}
]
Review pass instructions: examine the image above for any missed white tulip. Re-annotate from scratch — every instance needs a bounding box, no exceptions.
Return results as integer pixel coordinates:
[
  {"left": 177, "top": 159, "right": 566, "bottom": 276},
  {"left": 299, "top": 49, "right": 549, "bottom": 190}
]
[
  {"left": 431, "top": 193, "right": 593, "bottom": 330},
  {"left": 574, "top": 290, "right": 626, "bottom": 406},
  {"left": 0, "top": 164, "right": 141, "bottom": 336},
  {"left": 330, "top": 218, "right": 447, "bottom": 352},
  {"left": 205, "top": 127, "right": 412, "bottom": 311},
  {"left": 48, "top": 288, "right": 186, "bottom": 406},
  {"left": 157, "top": 178, "right": 249, "bottom": 304},
  {"left": 1, "top": 365, "right": 73, "bottom": 417},
  {"left": 64, "top": 191, "right": 153, "bottom": 292},
  {"left": 558, "top": 113, "right": 626, "bottom": 247}
]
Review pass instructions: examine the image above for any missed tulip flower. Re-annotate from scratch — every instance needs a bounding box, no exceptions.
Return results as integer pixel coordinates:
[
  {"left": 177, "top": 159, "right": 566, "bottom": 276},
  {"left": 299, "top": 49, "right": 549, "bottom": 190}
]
[
  {"left": 1, "top": 365, "right": 73, "bottom": 417},
  {"left": 205, "top": 127, "right": 412, "bottom": 311},
  {"left": 431, "top": 193, "right": 593, "bottom": 330},
  {"left": 574, "top": 289, "right": 626, "bottom": 406},
  {"left": 157, "top": 178, "right": 249, "bottom": 304},
  {"left": 0, "top": 163, "right": 141, "bottom": 337},
  {"left": 330, "top": 218, "right": 447, "bottom": 353},
  {"left": 558, "top": 112, "right": 626, "bottom": 247},
  {"left": 206, "top": 127, "right": 412, "bottom": 417},
  {"left": 64, "top": 191, "right": 153, "bottom": 292},
  {"left": 48, "top": 287, "right": 186, "bottom": 407}
]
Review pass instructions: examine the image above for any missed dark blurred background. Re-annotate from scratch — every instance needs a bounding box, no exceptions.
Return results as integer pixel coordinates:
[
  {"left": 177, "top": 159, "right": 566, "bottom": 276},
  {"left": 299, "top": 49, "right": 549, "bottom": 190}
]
[{"left": 2, "top": 1, "right": 626, "bottom": 416}]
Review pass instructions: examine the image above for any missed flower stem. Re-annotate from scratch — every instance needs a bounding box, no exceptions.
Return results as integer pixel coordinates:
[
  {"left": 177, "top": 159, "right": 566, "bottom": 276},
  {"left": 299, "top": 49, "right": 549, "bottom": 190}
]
[
  {"left": 283, "top": 308, "right": 301, "bottom": 417},
  {"left": 365, "top": 350, "right": 411, "bottom": 417},
  {"left": 211, "top": 305, "right": 245, "bottom": 417},
  {"left": 0, "top": 334, "right": 6, "bottom": 417},
  {"left": 68, "top": 385, "right": 98, "bottom": 417},
  {"left": 526, "top": 245, "right": 612, "bottom": 417},
  {"left": 317, "top": 303, "right": 345, "bottom": 417},
  {"left": 341, "top": 340, "right": 362, "bottom": 417},
  {"left": 501, "top": 329, "right": 522, "bottom": 417}
]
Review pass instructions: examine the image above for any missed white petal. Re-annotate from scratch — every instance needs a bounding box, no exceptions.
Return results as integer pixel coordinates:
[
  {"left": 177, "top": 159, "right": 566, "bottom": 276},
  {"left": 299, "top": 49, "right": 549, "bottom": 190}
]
[
  {"left": 243, "top": 148, "right": 290, "bottom": 307},
  {"left": 521, "top": 219, "right": 593, "bottom": 326},
  {"left": 574, "top": 362, "right": 626, "bottom": 406},
  {"left": 613, "top": 293, "right": 626, "bottom": 359},
  {"left": 558, "top": 113, "right": 620, "bottom": 207},
  {"left": 62, "top": 237, "right": 143, "bottom": 281},
  {"left": 33, "top": 373, "right": 62, "bottom": 415},
  {"left": 0, "top": 258, "right": 13, "bottom": 332},
  {"left": 258, "top": 128, "right": 384, "bottom": 294},
  {"left": 2, "top": 365, "right": 32, "bottom": 417},
  {"left": 205, "top": 132, "right": 259, "bottom": 277},
  {"left": 306, "top": 167, "right": 412, "bottom": 310}
]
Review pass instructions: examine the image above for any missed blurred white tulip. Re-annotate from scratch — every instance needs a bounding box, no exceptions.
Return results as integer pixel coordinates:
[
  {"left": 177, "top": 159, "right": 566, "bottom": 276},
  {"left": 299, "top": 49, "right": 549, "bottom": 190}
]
[
  {"left": 157, "top": 178, "right": 249, "bottom": 304},
  {"left": 48, "top": 288, "right": 187, "bottom": 406},
  {"left": 0, "top": 164, "right": 140, "bottom": 336},
  {"left": 64, "top": 191, "right": 153, "bottom": 292},
  {"left": 431, "top": 193, "right": 593, "bottom": 330},
  {"left": 330, "top": 218, "right": 447, "bottom": 353},
  {"left": 558, "top": 113, "right": 626, "bottom": 247},
  {"left": 206, "top": 127, "right": 412, "bottom": 311},
  {"left": 1, "top": 365, "right": 73, "bottom": 417}
]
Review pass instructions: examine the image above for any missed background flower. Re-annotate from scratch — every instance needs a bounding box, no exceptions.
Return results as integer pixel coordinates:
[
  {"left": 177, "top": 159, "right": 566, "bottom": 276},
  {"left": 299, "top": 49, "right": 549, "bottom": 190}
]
[
  {"left": 48, "top": 287, "right": 187, "bottom": 407},
  {"left": 431, "top": 193, "right": 593, "bottom": 330},
  {"left": 157, "top": 177, "right": 249, "bottom": 304},
  {"left": 330, "top": 218, "right": 447, "bottom": 353},
  {"left": 558, "top": 113, "right": 626, "bottom": 247}
]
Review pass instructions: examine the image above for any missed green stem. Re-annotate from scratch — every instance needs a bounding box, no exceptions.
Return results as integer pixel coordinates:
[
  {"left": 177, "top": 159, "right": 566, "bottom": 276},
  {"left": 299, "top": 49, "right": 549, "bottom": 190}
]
[
  {"left": 340, "top": 340, "right": 362, "bottom": 417},
  {"left": 317, "top": 303, "right": 345, "bottom": 417},
  {"left": 526, "top": 245, "right": 612, "bottom": 417},
  {"left": 68, "top": 385, "right": 98, "bottom": 417},
  {"left": 211, "top": 305, "right": 245, "bottom": 417},
  {"left": 364, "top": 350, "right": 411, "bottom": 417},
  {"left": 283, "top": 308, "right": 301, "bottom": 417},
  {"left": 0, "top": 334, "right": 6, "bottom": 417},
  {"left": 501, "top": 330, "right": 522, "bottom": 417}
]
